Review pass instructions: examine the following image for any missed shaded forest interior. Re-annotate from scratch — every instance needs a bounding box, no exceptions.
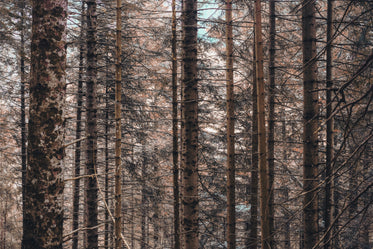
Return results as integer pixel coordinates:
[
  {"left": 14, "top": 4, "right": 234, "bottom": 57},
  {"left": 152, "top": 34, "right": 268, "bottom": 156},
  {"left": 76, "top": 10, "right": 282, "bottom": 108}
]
[{"left": 0, "top": 0, "right": 372, "bottom": 248}]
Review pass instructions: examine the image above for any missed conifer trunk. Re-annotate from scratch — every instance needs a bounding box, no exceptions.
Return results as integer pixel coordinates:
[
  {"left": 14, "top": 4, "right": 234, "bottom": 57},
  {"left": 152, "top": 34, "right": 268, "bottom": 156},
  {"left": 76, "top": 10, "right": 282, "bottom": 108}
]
[
  {"left": 72, "top": 3, "right": 85, "bottom": 249},
  {"left": 181, "top": 0, "right": 199, "bottom": 248},
  {"left": 254, "top": 1, "right": 270, "bottom": 248},
  {"left": 248, "top": 27, "right": 258, "bottom": 249},
  {"left": 23, "top": 1, "right": 67, "bottom": 248},
  {"left": 114, "top": 0, "right": 122, "bottom": 248},
  {"left": 85, "top": 0, "right": 99, "bottom": 247},
  {"left": 226, "top": 0, "right": 236, "bottom": 248},
  {"left": 171, "top": 0, "right": 180, "bottom": 248},
  {"left": 19, "top": 0, "right": 27, "bottom": 243},
  {"left": 268, "top": 1, "right": 276, "bottom": 247},
  {"left": 324, "top": 1, "right": 334, "bottom": 248},
  {"left": 302, "top": 0, "right": 319, "bottom": 248}
]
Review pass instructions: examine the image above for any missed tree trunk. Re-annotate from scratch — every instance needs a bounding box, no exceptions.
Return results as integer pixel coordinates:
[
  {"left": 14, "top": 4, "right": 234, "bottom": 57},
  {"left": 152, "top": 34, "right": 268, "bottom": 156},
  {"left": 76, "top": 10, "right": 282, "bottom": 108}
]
[
  {"left": 302, "top": 0, "right": 319, "bottom": 248},
  {"left": 171, "top": 0, "right": 180, "bottom": 247},
  {"left": 181, "top": 0, "right": 199, "bottom": 248},
  {"left": 19, "top": 0, "right": 27, "bottom": 245},
  {"left": 114, "top": 0, "right": 122, "bottom": 248},
  {"left": 226, "top": 0, "right": 236, "bottom": 248},
  {"left": 85, "top": 0, "right": 98, "bottom": 248},
  {"left": 22, "top": 1, "right": 67, "bottom": 248},
  {"left": 248, "top": 27, "right": 258, "bottom": 249},
  {"left": 72, "top": 3, "right": 85, "bottom": 249},
  {"left": 324, "top": 1, "right": 334, "bottom": 248},
  {"left": 104, "top": 57, "right": 110, "bottom": 249},
  {"left": 254, "top": 1, "right": 270, "bottom": 248},
  {"left": 268, "top": 0, "right": 276, "bottom": 247}
]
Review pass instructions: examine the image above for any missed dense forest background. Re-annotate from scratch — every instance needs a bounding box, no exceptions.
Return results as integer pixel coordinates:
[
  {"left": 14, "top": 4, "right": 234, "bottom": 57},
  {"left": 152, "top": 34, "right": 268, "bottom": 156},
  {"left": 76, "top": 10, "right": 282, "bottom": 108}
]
[{"left": 0, "top": 0, "right": 372, "bottom": 248}]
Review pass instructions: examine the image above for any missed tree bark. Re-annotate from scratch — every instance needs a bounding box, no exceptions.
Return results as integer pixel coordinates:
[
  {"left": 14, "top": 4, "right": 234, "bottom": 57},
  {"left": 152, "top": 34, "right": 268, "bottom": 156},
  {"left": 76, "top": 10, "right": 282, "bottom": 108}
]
[
  {"left": 114, "top": 0, "right": 122, "bottom": 248},
  {"left": 226, "top": 0, "right": 236, "bottom": 248},
  {"left": 85, "top": 0, "right": 98, "bottom": 248},
  {"left": 72, "top": 3, "right": 85, "bottom": 249},
  {"left": 171, "top": 0, "right": 180, "bottom": 247},
  {"left": 19, "top": 0, "right": 27, "bottom": 245},
  {"left": 22, "top": 1, "right": 67, "bottom": 248},
  {"left": 254, "top": 1, "right": 270, "bottom": 248},
  {"left": 324, "top": 1, "right": 334, "bottom": 248},
  {"left": 181, "top": 0, "right": 199, "bottom": 248},
  {"left": 302, "top": 0, "right": 319, "bottom": 248},
  {"left": 248, "top": 26, "right": 258, "bottom": 249},
  {"left": 268, "top": 0, "right": 276, "bottom": 247}
]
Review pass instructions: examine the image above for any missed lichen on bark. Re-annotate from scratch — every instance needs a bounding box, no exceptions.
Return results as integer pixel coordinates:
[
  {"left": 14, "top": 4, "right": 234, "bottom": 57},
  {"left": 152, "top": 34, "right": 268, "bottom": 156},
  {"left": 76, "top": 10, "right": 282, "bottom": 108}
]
[{"left": 22, "top": 1, "right": 67, "bottom": 248}]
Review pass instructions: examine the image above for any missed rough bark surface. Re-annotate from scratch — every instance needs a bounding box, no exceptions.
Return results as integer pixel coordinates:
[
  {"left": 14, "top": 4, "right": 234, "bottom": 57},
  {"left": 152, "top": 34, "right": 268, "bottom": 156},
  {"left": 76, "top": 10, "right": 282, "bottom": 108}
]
[
  {"left": 72, "top": 3, "right": 85, "bottom": 249},
  {"left": 181, "top": 0, "right": 199, "bottom": 248},
  {"left": 268, "top": 0, "right": 276, "bottom": 247},
  {"left": 23, "top": 1, "right": 67, "bottom": 248},
  {"left": 248, "top": 28, "right": 258, "bottom": 249},
  {"left": 114, "top": 0, "right": 122, "bottom": 248},
  {"left": 85, "top": 0, "right": 98, "bottom": 248},
  {"left": 254, "top": 1, "right": 270, "bottom": 248},
  {"left": 302, "top": 0, "right": 319, "bottom": 248},
  {"left": 324, "top": 1, "right": 334, "bottom": 248},
  {"left": 171, "top": 0, "right": 180, "bottom": 247},
  {"left": 226, "top": 0, "right": 236, "bottom": 248}
]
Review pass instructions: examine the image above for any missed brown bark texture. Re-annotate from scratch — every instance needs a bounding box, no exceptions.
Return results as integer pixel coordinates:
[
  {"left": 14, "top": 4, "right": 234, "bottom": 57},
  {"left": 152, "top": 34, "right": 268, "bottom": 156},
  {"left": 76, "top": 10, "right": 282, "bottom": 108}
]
[
  {"left": 181, "top": 0, "right": 199, "bottom": 248},
  {"left": 268, "top": 0, "right": 276, "bottom": 247},
  {"left": 171, "top": 0, "right": 180, "bottom": 247},
  {"left": 248, "top": 28, "right": 259, "bottom": 249},
  {"left": 85, "top": 0, "right": 98, "bottom": 248},
  {"left": 324, "top": 1, "right": 334, "bottom": 248},
  {"left": 72, "top": 3, "right": 85, "bottom": 249},
  {"left": 302, "top": 0, "right": 319, "bottom": 248},
  {"left": 114, "top": 0, "right": 122, "bottom": 248},
  {"left": 23, "top": 0, "right": 67, "bottom": 248},
  {"left": 254, "top": 1, "right": 270, "bottom": 248},
  {"left": 226, "top": 0, "right": 236, "bottom": 248}
]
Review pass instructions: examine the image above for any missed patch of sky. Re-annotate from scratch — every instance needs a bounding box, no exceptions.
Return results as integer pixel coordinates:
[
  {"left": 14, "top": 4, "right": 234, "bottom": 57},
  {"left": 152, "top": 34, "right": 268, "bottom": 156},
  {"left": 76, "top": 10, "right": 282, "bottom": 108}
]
[{"left": 198, "top": 0, "right": 222, "bottom": 43}]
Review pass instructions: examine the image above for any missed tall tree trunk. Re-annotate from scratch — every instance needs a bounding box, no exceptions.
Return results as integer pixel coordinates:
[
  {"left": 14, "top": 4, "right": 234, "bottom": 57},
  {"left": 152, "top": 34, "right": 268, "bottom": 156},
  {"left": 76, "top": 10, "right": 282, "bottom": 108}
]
[
  {"left": 181, "top": 0, "right": 199, "bottom": 248},
  {"left": 141, "top": 144, "right": 147, "bottom": 248},
  {"left": 104, "top": 56, "right": 110, "bottom": 249},
  {"left": 268, "top": 1, "right": 276, "bottom": 247},
  {"left": 85, "top": 0, "right": 98, "bottom": 248},
  {"left": 282, "top": 120, "right": 291, "bottom": 249},
  {"left": 248, "top": 27, "right": 258, "bottom": 249},
  {"left": 22, "top": 1, "right": 67, "bottom": 248},
  {"left": 171, "top": 0, "right": 180, "bottom": 247},
  {"left": 226, "top": 0, "right": 235, "bottom": 248},
  {"left": 114, "top": 0, "right": 122, "bottom": 248},
  {"left": 324, "top": 1, "right": 334, "bottom": 248},
  {"left": 19, "top": 0, "right": 27, "bottom": 244},
  {"left": 72, "top": 3, "right": 85, "bottom": 249},
  {"left": 254, "top": 1, "right": 270, "bottom": 248},
  {"left": 302, "top": 0, "right": 319, "bottom": 248}
]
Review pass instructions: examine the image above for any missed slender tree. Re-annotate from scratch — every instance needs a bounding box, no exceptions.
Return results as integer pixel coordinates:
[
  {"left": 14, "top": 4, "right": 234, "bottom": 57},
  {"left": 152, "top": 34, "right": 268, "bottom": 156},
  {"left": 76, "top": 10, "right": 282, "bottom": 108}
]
[
  {"left": 114, "top": 0, "right": 122, "bottom": 248},
  {"left": 324, "top": 1, "right": 334, "bottom": 248},
  {"left": 85, "top": 0, "right": 99, "bottom": 247},
  {"left": 254, "top": 0, "right": 270, "bottom": 248},
  {"left": 268, "top": 0, "right": 276, "bottom": 247},
  {"left": 248, "top": 27, "right": 259, "bottom": 249},
  {"left": 22, "top": 0, "right": 67, "bottom": 248},
  {"left": 19, "top": 0, "right": 27, "bottom": 244},
  {"left": 171, "top": 0, "right": 180, "bottom": 247},
  {"left": 226, "top": 0, "right": 236, "bottom": 248},
  {"left": 181, "top": 0, "right": 199, "bottom": 247},
  {"left": 72, "top": 3, "right": 85, "bottom": 249},
  {"left": 302, "top": 0, "right": 319, "bottom": 248}
]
